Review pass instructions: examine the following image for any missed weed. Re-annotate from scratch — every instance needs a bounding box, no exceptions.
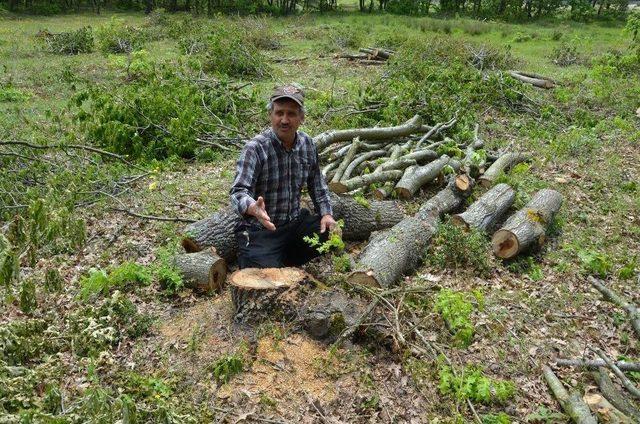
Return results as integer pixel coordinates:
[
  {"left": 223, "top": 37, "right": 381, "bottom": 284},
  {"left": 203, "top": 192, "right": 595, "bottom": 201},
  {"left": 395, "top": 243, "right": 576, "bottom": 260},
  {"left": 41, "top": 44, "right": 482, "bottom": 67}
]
[
  {"left": 19, "top": 278, "right": 37, "bottom": 314},
  {"left": 79, "top": 261, "right": 151, "bottom": 299},
  {"left": 482, "top": 412, "right": 512, "bottom": 423},
  {"left": 617, "top": 257, "right": 637, "bottom": 280},
  {"left": 427, "top": 220, "right": 492, "bottom": 277},
  {"left": 332, "top": 253, "right": 352, "bottom": 273},
  {"left": 210, "top": 353, "right": 244, "bottom": 384},
  {"left": 434, "top": 288, "right": 477, "bottom": 347},
  {"left": 438, "top": 364, "right": 515, "bottom": 404},
  {"left": 304, "top": 220, "right": 345, "bottom": 254},
  {"left": 524, "top": 406, "right": 567, "bottom": 422},
  {"left": 44, "top": 268, "right": 63, "bottom": 292},
  {"left": 577, "top": 249, "right": 612, "bottom": 278}
]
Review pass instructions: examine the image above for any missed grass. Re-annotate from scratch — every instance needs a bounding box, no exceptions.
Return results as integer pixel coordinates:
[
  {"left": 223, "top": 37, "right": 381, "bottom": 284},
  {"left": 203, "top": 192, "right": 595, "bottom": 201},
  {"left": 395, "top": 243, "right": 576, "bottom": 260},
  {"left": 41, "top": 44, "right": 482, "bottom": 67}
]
[{"left": 1, "top": 9, "right": 639, "bottom": 423}]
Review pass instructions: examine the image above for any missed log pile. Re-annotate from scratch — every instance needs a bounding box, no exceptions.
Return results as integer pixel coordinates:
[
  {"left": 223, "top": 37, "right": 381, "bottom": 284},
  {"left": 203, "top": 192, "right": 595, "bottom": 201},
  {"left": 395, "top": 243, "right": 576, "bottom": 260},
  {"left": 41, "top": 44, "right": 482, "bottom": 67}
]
[{"left": 337, "top": 47, "right": 394, "bottom": 65}]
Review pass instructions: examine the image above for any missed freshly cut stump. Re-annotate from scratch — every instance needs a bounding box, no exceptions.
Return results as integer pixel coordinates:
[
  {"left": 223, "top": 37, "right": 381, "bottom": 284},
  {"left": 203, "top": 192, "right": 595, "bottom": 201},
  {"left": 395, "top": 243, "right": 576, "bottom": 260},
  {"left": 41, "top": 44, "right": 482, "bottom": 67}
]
[
  {"left": 492, "top": 189, "right": 563, "bottom": 259},
  {"left": 173, "top": 249, "right": 226, "bottom": 293},
  {"left": 452, "top": 183, "right": 515, "bottom": 232},
  {"left": 229, "top": 267, "right": 316, "bottom": 323}
]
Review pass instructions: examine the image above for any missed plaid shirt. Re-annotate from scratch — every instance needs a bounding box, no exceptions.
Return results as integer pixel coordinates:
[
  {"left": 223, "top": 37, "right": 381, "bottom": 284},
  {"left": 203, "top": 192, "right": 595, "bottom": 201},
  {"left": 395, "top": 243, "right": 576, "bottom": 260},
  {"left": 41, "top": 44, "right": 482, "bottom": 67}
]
[{"left": 230, "top": 128, "right": 333, "bottom": 227}]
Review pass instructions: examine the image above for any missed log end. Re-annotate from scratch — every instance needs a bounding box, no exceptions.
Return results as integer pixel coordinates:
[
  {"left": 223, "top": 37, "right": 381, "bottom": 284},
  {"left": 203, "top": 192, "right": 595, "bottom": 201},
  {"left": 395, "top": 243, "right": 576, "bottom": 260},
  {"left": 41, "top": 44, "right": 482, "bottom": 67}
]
[
  {"left": 329, "top": 181, "right": 348, "bottom": 194},
  {"left": 181, "top": 237, "right": 201, "bottom": 253},
  {"left": 450, "top": 215, "right": 470, "bottom": 231},
  {"left": 491, "top": 229, "right": 519, "bottom": 259},
  {"left": 394, "top": 187, "right": 412, "bottom": 200},
  {"left": 347, "top": 270, "right": 381, "bottom": 288},
  {"left": 478, "top": 177, "right": 492, "bottom": 188},
  {"left": 208, "top": 259, "right": 227, "bottom": 293},
  {"left": 455, "top": 174, "right": 471, "bottom": 192}
]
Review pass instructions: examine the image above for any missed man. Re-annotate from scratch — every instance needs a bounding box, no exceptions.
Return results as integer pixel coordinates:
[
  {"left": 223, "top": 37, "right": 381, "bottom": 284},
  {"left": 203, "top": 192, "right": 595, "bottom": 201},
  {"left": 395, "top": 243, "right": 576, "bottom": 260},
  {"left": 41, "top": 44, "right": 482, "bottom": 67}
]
[{"left": 230, "top": 85, "right": 336, "bottom": 269}]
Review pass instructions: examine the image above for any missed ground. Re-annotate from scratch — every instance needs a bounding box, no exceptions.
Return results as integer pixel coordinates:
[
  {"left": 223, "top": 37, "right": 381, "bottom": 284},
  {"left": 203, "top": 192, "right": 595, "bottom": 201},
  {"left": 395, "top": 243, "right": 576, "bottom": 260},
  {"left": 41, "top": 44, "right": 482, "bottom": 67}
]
[{"left": 0, "top": 10, "right": 639, "bottom": 423}]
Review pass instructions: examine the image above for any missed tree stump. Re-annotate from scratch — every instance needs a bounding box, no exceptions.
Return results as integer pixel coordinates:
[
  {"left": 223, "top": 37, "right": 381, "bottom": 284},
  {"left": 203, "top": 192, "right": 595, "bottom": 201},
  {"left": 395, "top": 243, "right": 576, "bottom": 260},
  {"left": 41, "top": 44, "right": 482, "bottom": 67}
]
[
  {"left": 229, "top": 267, "right": 317, "bottom": 323},
  {"left": 492, "top": 188, "right": 563, "bottom": 259},
  {"left": 173, "top": 249, "right": 226, "bottom": 294},
  {"left": 452, "top": 183, "right": 515, "bottom": 232}
]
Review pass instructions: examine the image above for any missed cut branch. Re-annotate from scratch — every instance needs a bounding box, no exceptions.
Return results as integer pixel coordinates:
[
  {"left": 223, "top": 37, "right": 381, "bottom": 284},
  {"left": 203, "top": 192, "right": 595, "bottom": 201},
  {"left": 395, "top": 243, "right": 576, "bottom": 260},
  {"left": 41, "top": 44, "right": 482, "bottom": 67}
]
[
  {"left": 542, "top": 365, "right": 597, "bottom": 424},
  {"left": 592, "top": 348, "right": 640, "bottom": 399},
  {"left": 478, "top": 152, "right": 529, "bottom": 187},
  {"left": 393, "top": 155, "right": 452, "bottom": 199},
  {"left": 592, "top": 369, "right": 640, "bottom": 422},
  {"left": 509, "top": 71, "right": 555, "bottom": 89},
  {"left": 556, "top": 359, "right": 640, "bottom": 372},
  {"left": 330, "top": 170, "right": 403, "bottom": 194},
  {"left": 452, "top": 183, "right": 515, "bottom": 232}
]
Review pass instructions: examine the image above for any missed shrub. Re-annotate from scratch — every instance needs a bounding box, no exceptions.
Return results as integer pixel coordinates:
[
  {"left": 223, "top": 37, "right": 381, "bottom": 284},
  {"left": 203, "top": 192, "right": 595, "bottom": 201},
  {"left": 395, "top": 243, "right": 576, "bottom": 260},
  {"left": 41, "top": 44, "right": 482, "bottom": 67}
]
[
  {"left": 427, "top": 220, "right": 492, "bottom": 276},
  {"left": 95, "top": 18, "right": 147, "bottom": 54},
  {"left": 42, "top": 26, "right": 94, "bottom": 55},
  {"left": 434, "top": 288, "right": 479, "bottom": 347},
  {"left": 210, "top": 354, "right": 244, "bottom": 384},
  {"left": 551, "top": 42, "right": 582, "bottom": 66},
  {"left": 79, "top": 262, "right": 152, "bottom": 299},
  {"left": 438, "top": 364, "right": 515, "bottom": 404}
]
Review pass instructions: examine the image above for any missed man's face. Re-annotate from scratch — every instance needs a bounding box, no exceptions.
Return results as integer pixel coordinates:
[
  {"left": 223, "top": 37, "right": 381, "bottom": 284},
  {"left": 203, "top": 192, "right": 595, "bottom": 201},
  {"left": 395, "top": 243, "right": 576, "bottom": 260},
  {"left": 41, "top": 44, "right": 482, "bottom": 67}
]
[{"left": 269, "top": 99, "right": 303, "bottom": 142}]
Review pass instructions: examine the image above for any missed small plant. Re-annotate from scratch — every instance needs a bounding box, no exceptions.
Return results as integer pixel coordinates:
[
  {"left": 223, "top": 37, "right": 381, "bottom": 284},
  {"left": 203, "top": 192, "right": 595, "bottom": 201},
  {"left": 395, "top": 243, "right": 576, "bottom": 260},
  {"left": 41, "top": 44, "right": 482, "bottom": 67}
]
[
  {"left": 303, "top": 220, "right": 345, "bottom": 254},
  {"left": 44, "top": 268, "right": 63, "bottom": 292},
  {"left": 210, "top": 353, "right": 243, "bottom": 384},
  {"left": 617, "top": 257, "right": 637, "bottom": 280},
  {"left": 577, "top": 249, "right": 612, "bottom": 278},
  {"left": 332, "top": 253, "right": 351, "bottom": 273},
  {"left": 434, "top": 288, "right": 477, "bottom": 347},
  {"left": 79, "top": 262, "right": 151, "bottom": 299},
  {"left": 19, "top": 278, "right": 37, "bottom": 314},
  {"left": 153, "top": 248, "right": 184, "bottom": 296},
  {"left": 482, "top": 412, "right": 512, "bottom": 424},
  {"left": 427, "top": 220, "right": 492, "bottom": 276},
  {"left": 438, "top": 364, "right": 515, "bottom": 404},
  {"left": 353, "top": 193, "right": 370, "bottom": 209}
]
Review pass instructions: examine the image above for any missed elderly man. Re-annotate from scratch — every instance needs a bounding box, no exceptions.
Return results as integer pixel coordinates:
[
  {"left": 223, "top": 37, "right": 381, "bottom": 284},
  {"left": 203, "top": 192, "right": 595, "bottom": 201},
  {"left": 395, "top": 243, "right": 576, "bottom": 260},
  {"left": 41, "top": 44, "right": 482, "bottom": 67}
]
[{"left": 230, "top": 85, "right": 336, "bottom": 269}]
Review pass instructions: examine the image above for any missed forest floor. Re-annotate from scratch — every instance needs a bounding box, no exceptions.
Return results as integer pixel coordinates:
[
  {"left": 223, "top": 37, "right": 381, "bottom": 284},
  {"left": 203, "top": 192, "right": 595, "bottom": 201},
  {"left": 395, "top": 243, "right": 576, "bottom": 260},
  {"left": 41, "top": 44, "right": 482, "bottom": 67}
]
[{"left": 1, "top": 10, "right": 639, "bottom": 423}]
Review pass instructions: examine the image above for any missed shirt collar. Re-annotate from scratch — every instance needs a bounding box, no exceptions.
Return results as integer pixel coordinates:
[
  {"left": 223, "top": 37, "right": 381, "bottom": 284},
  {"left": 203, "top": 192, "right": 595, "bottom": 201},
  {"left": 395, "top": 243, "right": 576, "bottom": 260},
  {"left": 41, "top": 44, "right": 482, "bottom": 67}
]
[{"left": 269, "top": 128, "right": 299, "bottom": 152}]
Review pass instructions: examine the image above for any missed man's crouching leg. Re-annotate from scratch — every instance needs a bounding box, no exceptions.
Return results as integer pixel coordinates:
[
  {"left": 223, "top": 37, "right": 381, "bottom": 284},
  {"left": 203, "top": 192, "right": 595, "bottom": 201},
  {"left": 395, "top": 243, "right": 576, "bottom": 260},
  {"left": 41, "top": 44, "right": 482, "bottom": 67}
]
[
  {"left": 284, "top": 209, "right": 330, "bottom": 267},
  {"left": 235, "top": 224, "right": 288, "bottom": 269}
]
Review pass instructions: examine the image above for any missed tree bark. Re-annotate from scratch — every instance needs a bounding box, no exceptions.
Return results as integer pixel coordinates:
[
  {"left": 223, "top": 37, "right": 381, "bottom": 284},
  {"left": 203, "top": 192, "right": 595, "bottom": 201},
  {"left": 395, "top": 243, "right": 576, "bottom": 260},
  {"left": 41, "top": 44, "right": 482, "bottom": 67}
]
[
  {"left": 582, "top": 392, "right": 632, "bottom": 424},
  {"left": 593, "top": 369, "right": 640, "bottom": 422},
  {"left": 452, "top": 183, "right": 515, "bottom": 232},
  {"left": 556, "top": 359, "right": 640, "bottom": 372},
  {"left": 299, "top": 288, "right": 367, "bottom": 342},
  {"left": 588, "top": 276, "right": 640, "bottom": 338},
  {"left": 229, "top": 267, "right": 316, "bottom": 323},
  {"left": 478, "top": 152, "right": 529, "bottom": 187},
  {"left": 330, "top": 170, "right": 403, "bottom": 194},
  {"left": 509, "top": 70, "right": 555, "bottom": 89},
  {"left": 348, "top": 177, "right": 472, "bottom": 287},
  {"left": 542, "top": 365, "right": 598, "bottom": 424},
  {"left": 314, "top": 115, "right": 422, "bottom": 150},
  {"left": 182, "top": 195, "right": 405, "bottom": 260},
  {"left": 492, "top": 189, "right": 563, "bottom": 259},
  {"left": 394, "top": 155, "right": 452, "bottom": 199},
  {"left": 173, "top": 249, "right": 226, "bottom": 294}
]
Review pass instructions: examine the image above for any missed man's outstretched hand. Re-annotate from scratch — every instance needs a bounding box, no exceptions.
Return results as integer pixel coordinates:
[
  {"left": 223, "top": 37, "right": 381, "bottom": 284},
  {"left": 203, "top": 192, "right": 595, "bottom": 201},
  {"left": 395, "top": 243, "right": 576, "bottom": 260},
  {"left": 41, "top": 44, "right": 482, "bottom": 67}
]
[
  {"left": 247, "top": 196, "right": 276, "bottom": 231},
  {"left": 320, "top": 214, "right": 337, "bottom": 234}
]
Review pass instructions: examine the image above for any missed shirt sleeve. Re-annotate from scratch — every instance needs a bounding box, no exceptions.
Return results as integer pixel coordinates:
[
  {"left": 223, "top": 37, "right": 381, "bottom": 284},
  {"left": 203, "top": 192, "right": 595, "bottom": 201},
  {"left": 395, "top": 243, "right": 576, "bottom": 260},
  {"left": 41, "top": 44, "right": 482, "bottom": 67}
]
[
  {"left": 307, "top": 141, "right": 333, "bottom": 217},
  {"left": 230, "top": 143, "right": 260, "bottom": 216}
]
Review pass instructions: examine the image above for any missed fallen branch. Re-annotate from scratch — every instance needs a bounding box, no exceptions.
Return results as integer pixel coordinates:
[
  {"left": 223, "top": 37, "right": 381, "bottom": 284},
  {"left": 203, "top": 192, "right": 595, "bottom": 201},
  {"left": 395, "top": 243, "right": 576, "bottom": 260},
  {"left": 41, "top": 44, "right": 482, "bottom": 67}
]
[
  {"left": 588, "top": 277, "right": 640, "bottom": 338},
  {"left": 555, "top": 359, "right": 640, "bottom": 372},
  {"left": 509, "top": 70, "right": 555, "bottom": 89},
  {"left": 478, "top": 152, "right": 529, "bottom": 187},
  {"left": 592, "top": 368, "right": 640, "bottom": 422},
  {"left": 542, "top": 365, "right": 597, "bottom": 424},
  {"left": 592, "top": 347, "right": 640, "bottom": 400}
]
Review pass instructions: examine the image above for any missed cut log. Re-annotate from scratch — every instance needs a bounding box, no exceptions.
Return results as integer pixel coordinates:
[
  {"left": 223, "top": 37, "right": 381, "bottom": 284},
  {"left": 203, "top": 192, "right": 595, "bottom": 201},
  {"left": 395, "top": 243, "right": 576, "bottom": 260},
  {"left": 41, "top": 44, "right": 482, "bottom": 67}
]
[
  {"left": 348, "top": 177, "right": 472, "bottom": 287},
  {"left": 229, "top": 267, "right": 316, "bottom": 323},
  {"left": 509, "top": 70, "right": 555, "bottom": 89},
  {"left": 556, "top": 359, "right": 640, "bottom": 372},
  {"left": 314, "top": 115, "right": 422, "bottom": 150},
  {"left": 341, "top": 149, "right": 387, "bottom": 180},
  {"left": 452, "top": 183, "right": 515, "bottom": 232},
  {"left": 373, "top": 182, "right": 394, "bottom": 200},
  {"left": 173, "top": 249, "right": 226, "bottom": 293},
  {"left": 593, "top": 347, "right": 640, "bottom": 400},
  {"left": 583, "top": 392, "right": 632, "bottom": 424},
  {"left": 331, "top": 137, "right": 360, "bottom": 183},
  {"left": 401, "top": 149, "right": 439, "bottom": 164},
  {"left": 588, "top": 276, "right": 640, "bottom": 338},
  {"left": 478, "top": 152, "right": 529, "bottom": 187},
  {"left": 593, "top": 369, "right": 640, "bottom": 422},
  {"left": 492, "top": 189, "right": 563, "bottom": 259},
  {"left": 542, "top": 365, "right": 597, "bottom": 424},
  {"left": 181, "top": 195, "right": 406, "bottom": 260},
  {"left": 330, "top": 170, "right": 403, "bottom": 194},
  {"left": 394, "top": 155, "right": 452, "bottom": 199}
]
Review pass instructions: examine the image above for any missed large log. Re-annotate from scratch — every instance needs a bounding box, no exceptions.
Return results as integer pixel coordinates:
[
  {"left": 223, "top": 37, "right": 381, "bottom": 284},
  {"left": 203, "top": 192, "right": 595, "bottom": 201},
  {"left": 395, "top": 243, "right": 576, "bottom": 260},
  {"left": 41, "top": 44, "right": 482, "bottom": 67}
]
[
  {"left": 173, "top": 249, "right": 226, "bottom": 293},
  {"left": 181, "top": 195, "right": 405, "bottom": 261},
  {"left": 509, "top": 71, "right": 555, "bottom": 89},
  {"left": 478, "top": 152, "right": 529, "bottom": 187},
  {"left": 593, "top": 369, "right": 640, "bottom": 422},
  {"left": 314, "top": 115, "right": 422, "bottom": 150},
  {"left": 393, "top": 155, "right": 453, "bottom": 199},
  {"left": 492, "top": 189, "right": 563, "bottom": 259},
  {"left": 348, "top": 177, "right": 472, "bottom": 288},
  {"left": 229, "top": 267, "right": 316, "bottom": 323},
  {"left": 451, "top": 183, "right": 515, "bottom": 232},
  {"left": 542, "top": 365, "right": 597, "bottom": 424}
]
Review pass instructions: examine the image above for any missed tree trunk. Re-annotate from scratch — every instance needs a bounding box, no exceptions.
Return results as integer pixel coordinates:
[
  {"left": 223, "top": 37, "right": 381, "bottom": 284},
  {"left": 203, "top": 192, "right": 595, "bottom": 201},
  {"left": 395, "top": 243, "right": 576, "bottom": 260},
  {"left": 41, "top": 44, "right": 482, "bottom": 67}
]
[
  {"left": 492, "top": 189, "right": 563, "bottom": 259},
  {"left": 229, "top": 267, "right": 316, "bottom": 323},
  {"left": 182, "top": 195, "right": 405, "bottom": 260},
  {"left": 348, "top": 177, "right": 472, "bottom": 287},
  {"left": 542, "top": 365, "right": 598, "bottom": 424},
  {"left": 173, "top": 249, "right": 226, "bottom": 294},
  {"left": 314, "top": 115, "right": 422, "bottom": 150},
  {"left": 394, "top": 155, "right": 452, "bottom": 199},
  {"left": 478, "top": 152, "right": 528, "bottom": 187},
  {"left": 509, "top": 71, "right": 555, "bottom": 89},
  {"left": 452, "top": 183, "right": 515, "bottom": 232}
]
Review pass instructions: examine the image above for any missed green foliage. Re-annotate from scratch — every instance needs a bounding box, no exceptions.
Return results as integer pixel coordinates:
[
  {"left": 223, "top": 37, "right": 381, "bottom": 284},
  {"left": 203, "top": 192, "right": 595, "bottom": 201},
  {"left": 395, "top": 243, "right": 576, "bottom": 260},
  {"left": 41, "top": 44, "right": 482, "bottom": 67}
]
[
  {"left": 482, "top": 413, "right": 512, "bottom": 424},
  {"left": 525, "top": 405, "right": 567, "bottom": 422},
  {"left": 353, "top": 193, "right": 370, "bottom": 208},
  {"left": 19, "top": 278, "right": 37, "bottom": 314},
  {"left": 577, "top": 249, "right": 612, "bottom": 278},
  {"left": 304, "top": 232, "right": 345, "bottom": 254},
  {"left": 153, "top": 248, "right": 184, "bottom": 295},
  {"left": 79, "top": 262, "right": 152, "bottom": 299},
  {"left": 210, "top": 354, "right": 244, "bottom": 384},
  {"left": 42, "top": 26, "right": 94, "bottom": 55},
  {"left": 332, "top": 253, "right": 352, "bottom": 273},
  {"left": 427, "top": 220, "right": 492, "bottom": 276},
  {"left": 438, "top": 364, "right": 515, "bottom": 405},
  {"left": 617, "top": 257, "right": 637, "bottom": 280},
  {"left": 551, "top": 41, "right": 581, "bottom": 66},
  {"left": 44, "top": 268, "right": 64, "bottom": 293},
  {"left": 0, "top": 82, "right": 30, "bottom": 102},
  {"left": 0, "top": 318, "right": 61, "bottom": 365},
  {"left": 95, "top": 18, "right": 148, "bottom": 54},
  {"left": 434, "top": 288, "right": 478, "bottom": 347}
]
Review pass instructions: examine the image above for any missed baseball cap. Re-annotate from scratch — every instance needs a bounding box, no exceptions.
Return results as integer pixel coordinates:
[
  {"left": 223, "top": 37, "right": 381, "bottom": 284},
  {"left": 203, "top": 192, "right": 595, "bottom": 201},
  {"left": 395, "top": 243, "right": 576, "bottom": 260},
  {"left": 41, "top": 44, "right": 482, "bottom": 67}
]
[{"left": 270, "top": 85, "right": 304, "bottom": 107}]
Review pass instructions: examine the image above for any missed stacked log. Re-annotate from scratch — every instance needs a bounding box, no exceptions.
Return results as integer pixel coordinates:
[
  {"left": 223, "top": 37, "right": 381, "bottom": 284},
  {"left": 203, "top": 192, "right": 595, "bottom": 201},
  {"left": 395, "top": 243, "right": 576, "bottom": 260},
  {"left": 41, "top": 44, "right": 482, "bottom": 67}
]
[
  {"left": 451, "top": 183, "right": 515, "bottom": 232},
  {"left": 491, "top": 189, "right": 563, "bottom": 259}
]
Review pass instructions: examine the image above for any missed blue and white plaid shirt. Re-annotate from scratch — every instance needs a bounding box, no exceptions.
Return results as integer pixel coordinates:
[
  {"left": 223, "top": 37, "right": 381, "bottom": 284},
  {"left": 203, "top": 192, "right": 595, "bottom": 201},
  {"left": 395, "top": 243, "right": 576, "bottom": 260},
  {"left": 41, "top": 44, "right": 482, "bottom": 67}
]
[{"left": 230, "top": 128, "right": 333, "bottom": 227}]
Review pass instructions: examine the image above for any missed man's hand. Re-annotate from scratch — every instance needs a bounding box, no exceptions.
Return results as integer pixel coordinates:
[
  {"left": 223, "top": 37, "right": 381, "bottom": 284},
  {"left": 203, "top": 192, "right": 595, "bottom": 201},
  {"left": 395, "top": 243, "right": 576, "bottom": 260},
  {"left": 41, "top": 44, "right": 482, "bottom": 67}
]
[
  {"left": 247, "top": 196, "right": 276, "bottom": 231},
  {"left": 320, "top": 214, "right": 337, "bottom": 234}
]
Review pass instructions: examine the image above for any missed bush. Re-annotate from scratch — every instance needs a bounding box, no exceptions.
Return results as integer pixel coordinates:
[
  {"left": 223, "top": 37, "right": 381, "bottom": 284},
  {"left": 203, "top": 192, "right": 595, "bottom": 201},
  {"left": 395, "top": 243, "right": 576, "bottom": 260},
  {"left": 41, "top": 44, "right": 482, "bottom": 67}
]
[
  {"left": 95, "top": 18, "right": 147, "bottom": 54},
  {"left": 551, "top": 41, "right": 582, "bottom": 66},
  {"left": 427, "top": 220, "right": 492, "bottom": 277},
  {"left": 42, "top": 26, "right": 94, "bottom": 55},
  {"left": 434, "top": 288, "right": 480, "bottom": 347}
]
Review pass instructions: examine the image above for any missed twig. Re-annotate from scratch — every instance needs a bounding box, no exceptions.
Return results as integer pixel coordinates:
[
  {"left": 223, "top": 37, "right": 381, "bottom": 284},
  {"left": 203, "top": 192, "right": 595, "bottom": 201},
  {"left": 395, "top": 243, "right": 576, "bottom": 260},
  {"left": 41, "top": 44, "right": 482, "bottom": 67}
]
[
  {"left": 592, "top": 347, "right": 640, "bottom": 399},
  {"left": 589, "top": 276, "right": 640, "bottom": 338}
]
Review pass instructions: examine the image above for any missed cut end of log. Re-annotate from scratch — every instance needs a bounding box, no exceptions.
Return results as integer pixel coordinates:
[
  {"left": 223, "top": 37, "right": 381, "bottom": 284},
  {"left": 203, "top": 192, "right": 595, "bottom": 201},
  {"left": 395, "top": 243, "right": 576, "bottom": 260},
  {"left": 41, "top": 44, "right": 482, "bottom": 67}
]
[
  {"left": 347, "top": 270, "right": 381, "bottom": 288},
  {"left": 477, "top": 176, "right": 493, "bottom": 188},
  {"left": 181, "top": 237, "right": 201, "bottom": 253},
  {"left": 208, "top": 260, "right": 227, "bottom": 293},
  {"left": 455, "top": 174, "right": 471, "bottom": 191},
  {"left": 450, "top": 215, "right": 470, "bottom": 231},
  {"left": 394, "top": 187, "right": 412, "bottom": 200},
  {"left": 229, "top": 267, "right": 306, "bottom": 290},
  {"left": 328, "top": 181, "right": 348, "bottom": 194},
  {"left": 491, "top": 229, "right": 519, "bottom": 259}
]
